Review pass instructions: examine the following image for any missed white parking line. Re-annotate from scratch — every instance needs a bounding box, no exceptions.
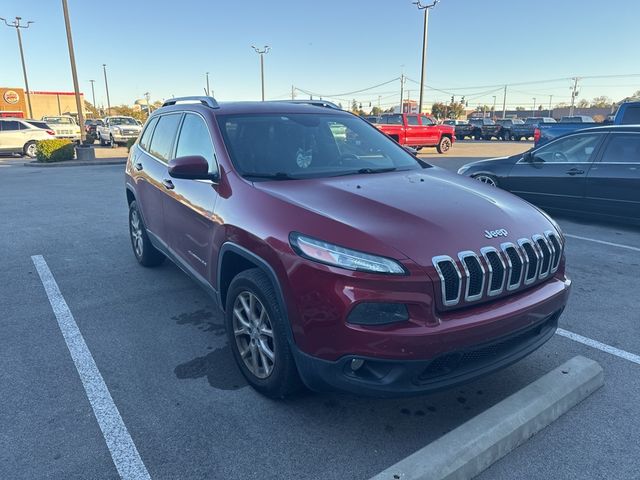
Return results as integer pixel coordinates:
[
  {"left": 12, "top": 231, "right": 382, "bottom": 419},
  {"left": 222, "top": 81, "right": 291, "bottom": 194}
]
[
  {"left": 564, "top": 233, "right": 640, "bottom": 253},
  {"left": 32, "top": 255, "right": 151, "bottom": 480},
  {"left": 557, "top": 328, "right": 640, "bottom": 366}
]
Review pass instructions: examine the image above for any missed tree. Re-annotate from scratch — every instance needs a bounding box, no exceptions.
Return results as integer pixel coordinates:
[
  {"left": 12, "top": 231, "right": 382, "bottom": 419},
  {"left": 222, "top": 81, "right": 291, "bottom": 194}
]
[
  {"left": 111, "top": 105, "right": 146, "bottom": 122},
  {"left": 591, "top": 96, "right": 612, "bottom": 108},
  {"left": 370, "top": 106, "right": 382, "bottom": 116},
  {"left": 431, "top": 102, "right": 448, "bottom": 119},
  {"left": 448, "top": 101, "right": 466, "bottom": 119},
  {"left": 515, "top": 106, "right": 525, "bottom": 111},
  {"left": 577, "top": 99, "right": 590, "bottom": 108}
]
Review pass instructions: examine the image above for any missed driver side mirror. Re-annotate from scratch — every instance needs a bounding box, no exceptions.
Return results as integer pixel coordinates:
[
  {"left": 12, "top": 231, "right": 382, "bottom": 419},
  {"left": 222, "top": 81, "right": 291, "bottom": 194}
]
[{"left": 168, "top": 155, "right": 219, "bottom": 182}]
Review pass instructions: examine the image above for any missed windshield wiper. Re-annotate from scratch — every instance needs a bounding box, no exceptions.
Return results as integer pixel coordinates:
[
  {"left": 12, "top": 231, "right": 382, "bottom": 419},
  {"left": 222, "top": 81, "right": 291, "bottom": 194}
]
[
  {"left": 356, "top": 167, "right": 398, "bottom": 174},
  {"left": 242, "top": 172, "right": 297, "bottom": 180}
]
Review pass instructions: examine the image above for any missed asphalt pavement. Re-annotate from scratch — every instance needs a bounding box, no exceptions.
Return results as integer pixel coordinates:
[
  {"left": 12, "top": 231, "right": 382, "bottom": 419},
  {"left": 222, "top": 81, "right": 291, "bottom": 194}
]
[{"left": 1, "top": 141, "right": 639, "bottom": 479}]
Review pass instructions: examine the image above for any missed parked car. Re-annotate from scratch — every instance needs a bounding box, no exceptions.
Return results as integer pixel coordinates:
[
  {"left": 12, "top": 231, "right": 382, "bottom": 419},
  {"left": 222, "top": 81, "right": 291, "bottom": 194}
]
[
  {"left": 496, "top": 118, "right": 524, "bottom": 141},
  {"left": 0, "top": 117, "right": 55, "bottom": 158},
  {"left": 97, "top": 116, "right": 142, "bottom": 146},
  {"left": 84, "top": 119, "right": 105, "bottom": 139},
  {"left": 511, "top": 117, "right": 556, "bottom": 141},
  {"left": 560, "top": 115, "right": 595, "bottom": 123},
  {"left": 126, "top": 96, "right": 570, "bottom": 398},
  {"left": 469, "top": 118, "right": 502, "bottom": 140},
  {"left": 535, "top": 101, "right": 640, "bottom": 147},
  {"left": 446, "top": 120, "right": 475, "bottom": 140},
  {"left": 363, "top": 116, "right": 380, "bottom": 124},
  {"left": 41, "top": 115, "right": 81, "bottom": 141},
  {"left": 458, "top": 125, "right": 640, "bottom": 224},
  {"left": 376, "top": 113, "right": 455, "bottom": 153}
]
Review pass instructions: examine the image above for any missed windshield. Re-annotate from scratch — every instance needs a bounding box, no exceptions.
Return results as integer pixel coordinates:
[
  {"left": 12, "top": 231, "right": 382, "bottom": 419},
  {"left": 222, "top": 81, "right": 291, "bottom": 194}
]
[
  {"left": 44, "top": 117, "right": 73, "bottom": 125},
  {"left": 524, "top": 118, "right": 541, "bottom": 124},
  {"left": 216, "top": 113, "right": 424, "bottom": 180},
  {"left": 110, "top": 117, "right": 138, "bottom": 125}
]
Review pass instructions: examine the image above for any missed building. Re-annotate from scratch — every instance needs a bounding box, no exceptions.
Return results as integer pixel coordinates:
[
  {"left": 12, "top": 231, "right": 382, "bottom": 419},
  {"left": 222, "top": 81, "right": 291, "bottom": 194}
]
[{"left": 0, "top": 87, "right": 86, "bottom": 119}]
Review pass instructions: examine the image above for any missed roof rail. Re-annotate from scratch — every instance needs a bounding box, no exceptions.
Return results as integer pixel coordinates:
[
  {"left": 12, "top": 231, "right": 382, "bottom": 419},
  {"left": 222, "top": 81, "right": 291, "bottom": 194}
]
[
  {"left": 162, "top": 96, "right": 219, "bottom": 109},
  {"left": 277, "top": 100, "right": 341, "bottom": 110}
]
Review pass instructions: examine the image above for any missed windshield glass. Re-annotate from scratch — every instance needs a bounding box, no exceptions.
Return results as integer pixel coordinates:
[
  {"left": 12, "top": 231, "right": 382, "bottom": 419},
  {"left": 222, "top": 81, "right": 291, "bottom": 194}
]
[
  {"left": 44, "top": 117, "right": 73, "bottom": 125},
  {"left": 217, "top": 113, "right": 424, "bottom": 180},
  {"left": 110, "top": 117, "right": 137, "bottom": 125},
  {"left": 525, "top": 118, "right": 541, "bottom": 124}
]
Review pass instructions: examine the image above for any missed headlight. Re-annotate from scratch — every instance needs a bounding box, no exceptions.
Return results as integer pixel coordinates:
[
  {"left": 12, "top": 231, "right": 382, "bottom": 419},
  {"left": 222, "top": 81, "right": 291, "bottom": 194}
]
[
  {"left": 289, "top": 233, "right": 407, "bottom": 275},
  {"left": 457, "top": 165, "right": 470, "bottom": 175},
  {"left": 112, "top": 127, "right": 121, "bottom": 133}
]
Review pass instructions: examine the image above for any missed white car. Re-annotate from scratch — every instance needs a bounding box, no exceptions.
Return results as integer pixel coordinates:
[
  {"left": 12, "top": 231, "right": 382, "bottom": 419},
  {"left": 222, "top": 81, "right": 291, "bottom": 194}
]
[
  {"left": 0, "top": 118, "right": 56, "bottom": 158},
  {"left": 41, "top": 116, "right": 82, "bottom": 141},
  {"left": 97, "top": 116, "right": 142, "bottom": 146}
]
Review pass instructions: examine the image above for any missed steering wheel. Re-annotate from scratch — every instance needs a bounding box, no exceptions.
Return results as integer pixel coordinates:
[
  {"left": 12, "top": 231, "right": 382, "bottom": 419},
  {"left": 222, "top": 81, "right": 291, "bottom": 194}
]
[{"left": 552, "top": 151, "right": 569, "bottom": 163}]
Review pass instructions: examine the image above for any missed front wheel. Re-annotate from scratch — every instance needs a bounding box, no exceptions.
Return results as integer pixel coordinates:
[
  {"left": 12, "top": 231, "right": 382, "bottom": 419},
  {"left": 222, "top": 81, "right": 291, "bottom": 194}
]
[
  {"left": 128, "top": 200, "right": 165, "bottom": 267},
  {"left": 436, "top": 136, "right": 452, "bottom": 154},
  {"left": 225, "top": 269, "right": 302, "bottom": 399},
  {"left": 473, "top": 174, "right": 499, "bottom": 187},
  {"left": 24, "top": 141, "right": 37, "bottom": 158}
]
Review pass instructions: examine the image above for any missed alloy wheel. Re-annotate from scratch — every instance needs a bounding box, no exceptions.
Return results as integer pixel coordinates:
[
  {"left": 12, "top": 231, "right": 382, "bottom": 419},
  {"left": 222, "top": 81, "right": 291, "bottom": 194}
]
[
  {"left": 474, "top": 175, "right": 497, "bottom": 187},
  {"left": 130, "top": 209, "right": 144, "bottom": 257},
  {"left": 233, "top": 291, "right": 275, "bottom": 379},
  {"left": 26, "top": 143, "right": 37, "bottom": 158}
]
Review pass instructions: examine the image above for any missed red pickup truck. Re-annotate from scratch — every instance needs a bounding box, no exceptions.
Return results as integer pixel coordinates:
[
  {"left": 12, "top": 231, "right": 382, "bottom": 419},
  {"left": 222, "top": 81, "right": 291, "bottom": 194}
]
[{"left": 375, "top": 113, "right": 455, "bottom": 154}]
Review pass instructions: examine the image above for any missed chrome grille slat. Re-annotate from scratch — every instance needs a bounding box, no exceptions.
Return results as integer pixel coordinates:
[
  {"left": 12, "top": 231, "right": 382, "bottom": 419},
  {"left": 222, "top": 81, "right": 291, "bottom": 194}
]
[{"left": 432, "top": 232, "right": 563, "bottom": 308}]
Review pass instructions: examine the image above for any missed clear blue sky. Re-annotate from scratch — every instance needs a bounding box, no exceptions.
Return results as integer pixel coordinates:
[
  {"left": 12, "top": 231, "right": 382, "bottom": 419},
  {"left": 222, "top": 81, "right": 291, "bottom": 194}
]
[{"left": 1, "top": 0, "right": 638, "bottom": 110}]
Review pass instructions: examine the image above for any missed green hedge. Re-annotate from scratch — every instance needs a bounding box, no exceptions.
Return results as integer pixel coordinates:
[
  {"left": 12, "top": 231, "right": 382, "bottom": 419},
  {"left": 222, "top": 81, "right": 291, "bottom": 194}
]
[{"left": 35, "top": 139, "right": 76, "bottom": 163}]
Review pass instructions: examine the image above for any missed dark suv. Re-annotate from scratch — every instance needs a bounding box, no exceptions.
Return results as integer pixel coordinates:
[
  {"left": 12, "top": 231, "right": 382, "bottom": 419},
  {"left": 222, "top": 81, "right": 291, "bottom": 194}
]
[{"left": 125, "top": 96, "right": 571, "bottom": 398}]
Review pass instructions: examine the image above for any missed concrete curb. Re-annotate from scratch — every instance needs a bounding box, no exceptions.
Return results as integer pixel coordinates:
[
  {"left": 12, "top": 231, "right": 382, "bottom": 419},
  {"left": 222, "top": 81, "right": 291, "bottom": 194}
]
[
  {"left": 24, "top": 158, "right": 126, "bottom": 168},
  {"left": 370, "top": 355, "right": 604, "bottom": 480}
]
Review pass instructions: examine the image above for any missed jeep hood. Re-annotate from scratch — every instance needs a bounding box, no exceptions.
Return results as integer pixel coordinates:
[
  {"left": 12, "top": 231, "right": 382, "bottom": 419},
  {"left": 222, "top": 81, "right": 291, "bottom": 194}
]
[{"left": 254, "top": 167, "right": 555, "bottom": 266}]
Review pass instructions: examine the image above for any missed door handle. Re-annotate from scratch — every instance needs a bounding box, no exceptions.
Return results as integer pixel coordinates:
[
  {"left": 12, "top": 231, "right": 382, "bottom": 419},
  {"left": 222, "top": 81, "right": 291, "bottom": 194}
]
[
  {"left": 565, "top": 168, "right": 585, "bottom": 176},
  {"left": 162, "top": 179, "right": 175, "bottom": 190},
  {"left": 134, "top": 162, "right": 143, "bottom": 171}
]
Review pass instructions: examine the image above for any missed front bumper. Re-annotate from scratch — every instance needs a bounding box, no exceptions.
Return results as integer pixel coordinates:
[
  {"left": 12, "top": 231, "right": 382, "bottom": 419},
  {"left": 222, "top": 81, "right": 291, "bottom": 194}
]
[
  {"left": 294, "top": 308, "right": 561, "bottom": 397},
  {"left": 112, "top": 134, "right": 139, "bottom": 142}
]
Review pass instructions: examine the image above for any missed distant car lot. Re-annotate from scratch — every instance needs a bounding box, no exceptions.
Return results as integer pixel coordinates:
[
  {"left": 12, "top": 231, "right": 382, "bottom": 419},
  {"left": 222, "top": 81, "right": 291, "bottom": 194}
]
[{"left": 1, "top": 143, "right": 639, "bottom": 479}]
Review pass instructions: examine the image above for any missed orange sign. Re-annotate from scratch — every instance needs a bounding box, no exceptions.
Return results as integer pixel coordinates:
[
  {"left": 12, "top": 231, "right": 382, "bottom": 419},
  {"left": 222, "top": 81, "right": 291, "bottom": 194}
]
[{"left": 3, "top": 90, "right": 20, "bottom": 104}]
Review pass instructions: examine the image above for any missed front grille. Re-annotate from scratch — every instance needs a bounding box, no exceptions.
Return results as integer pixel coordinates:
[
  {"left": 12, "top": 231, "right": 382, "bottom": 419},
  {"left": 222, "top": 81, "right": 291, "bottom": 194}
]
[{"left": 432, "top": 232, "right": 563, "bottom": 309}]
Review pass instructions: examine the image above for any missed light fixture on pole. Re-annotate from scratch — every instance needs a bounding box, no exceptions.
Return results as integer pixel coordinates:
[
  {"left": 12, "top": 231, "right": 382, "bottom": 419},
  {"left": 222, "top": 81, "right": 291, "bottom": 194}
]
[
  {"left": 144, "top": 91, "right": 151, "bottom": 117},
  {"left": 1, "top": 16, "right": 35, "bottom": 118},
  {"left": 61, "top": 0, "right": 85, "bottom": 142},
  {"left": 102, "top": 64, "right": 111, "bottom": 116},
  {"left": 412, "top": 0, "right": 439, "bottom": 114},
  {"left": 251, "top": 45, "right": 271, "bottom": 101}
]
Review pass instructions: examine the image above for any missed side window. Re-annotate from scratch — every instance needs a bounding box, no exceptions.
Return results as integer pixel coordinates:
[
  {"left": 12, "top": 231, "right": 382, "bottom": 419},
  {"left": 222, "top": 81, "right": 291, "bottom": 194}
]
[
  {"left": 600, "top": 134, "right": 640, "bottom": 164},
  {"left": 2, "top": 120, "right": 21, "bottom": 131},
  {"left": 406, "top": 115, "right": 419, "bottom": 126},
  {"left": 139, "top": 117, "right": 159, "bottom": 152},
  {"left": 175, "top": 114, "right": 217, "bottom": 173},
  {"left": 148, "top": 114, "right": 182, "bottom": 162},
  {"left": 621, "top": 106, "right": 640, "bottom": 124},
  {"left": 533, "top": 134, "right": 602, "bottom": 164}
]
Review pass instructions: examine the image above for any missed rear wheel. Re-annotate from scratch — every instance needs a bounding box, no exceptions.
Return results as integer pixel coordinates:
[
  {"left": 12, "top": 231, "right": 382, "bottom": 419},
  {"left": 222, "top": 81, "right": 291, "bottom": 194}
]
[
  {"left": 436, "top": 136, "right": 452, "bottom": 154},
  {"left": 23, "top": 141, "right": 37, "bottom": 158},
  {"left": 128, "top": 200, "right": 165, "bottom": 267},
  {"left": 473, "top": 174, "right": 498, "bottom": 187},
  {"left": 225, "top": 268, "right": 302, "bottom": 399}
]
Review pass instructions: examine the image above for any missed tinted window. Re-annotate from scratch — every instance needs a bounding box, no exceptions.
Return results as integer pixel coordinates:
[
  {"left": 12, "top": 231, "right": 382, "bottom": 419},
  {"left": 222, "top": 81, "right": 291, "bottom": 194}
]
[
  {"left": 217, "top": 113, "right": 422, "bottom": 179},
  {"left": 422, "top": 116, "right": 435, "bottom": 126},
  {"left": 1, "top": 120, "right": 21, "bottom": 131},
  {"left": 139, "top": 117, "right": 159, "bottom": 152},
  {"left": 406, "top": 115, "right": 419, "bottom": 125},
  {"left": 26, "top": 121, "right": 49, "bottom": 130},
  {"left": 382, "top": 114, "right": 403, "bottom": 124},
  {"left": 148, "top": 114, "right": 181, "bottom": 162},
  {"left": 600, "top": 134, "right": 640, "bottom": 164},
  {"left": 621, "top": 106, "right": 640, "bottom": 124},
  {"left": 175, "top": 114, "right": 217, "bottom": 173},
  {"left": 533, "top": 133, "right": 602, "bottom": 164}
]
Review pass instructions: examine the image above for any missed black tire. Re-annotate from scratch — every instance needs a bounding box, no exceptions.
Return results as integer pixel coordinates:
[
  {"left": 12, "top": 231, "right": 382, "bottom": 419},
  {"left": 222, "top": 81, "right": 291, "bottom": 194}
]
[
  {"left": 23, "top": 140, "right": 37, "bottom": 158},
  {"left": 109, "top": 135, "right": 116, "bottom": 148},
  {"left": 225, "top": 268, "right": 302, "bottom": 399},
  {"left": 503, "top": 131, "right": 512, "bottom": 141},
  {"left": 472, "top": 173, "right": 499, "bottom": 187},
  {"left": 436, "top": 136, "right": 452, "bottom": 154},
  {"left": 128, "top": 200, "right": 165, "bottom": 267},
  {"left": 99, "top": 135, "right": 107, "bottom": 146},
  {"left": 456, "top": 135, "right": 464, "bottom": 141},
  {"left": 474, "top": 131, "right": 483, "bottom": 141}
]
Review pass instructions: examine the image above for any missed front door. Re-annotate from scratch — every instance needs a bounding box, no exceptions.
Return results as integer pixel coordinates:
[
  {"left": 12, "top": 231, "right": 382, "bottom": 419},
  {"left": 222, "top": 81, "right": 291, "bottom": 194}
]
[
  {"left": 405, "top": 115, "right": 422, "bottom": 146},
  {"left": 162, "top": 113, "right": 219, "bottom": 280},
  {"left": 502, "top": 132, "right": 605, "bottom": 212},
  {"left": 0, "top": 120, "right": 24, "bottom": 152},
  {"left": 421, "top": 115, "right": 439, "bottom": 145}
]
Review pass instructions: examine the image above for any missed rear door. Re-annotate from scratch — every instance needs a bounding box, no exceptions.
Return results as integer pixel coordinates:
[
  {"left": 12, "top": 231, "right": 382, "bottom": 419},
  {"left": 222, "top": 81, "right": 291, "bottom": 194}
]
[
  {"left": 162, "top": 112, "right": 219, "bottom": 280},
  {"left": 584, "top": 132, "right": 640, "bottom": 221},
  {"left": 502, "top": 132, "right": 606, "bottom": 212}
]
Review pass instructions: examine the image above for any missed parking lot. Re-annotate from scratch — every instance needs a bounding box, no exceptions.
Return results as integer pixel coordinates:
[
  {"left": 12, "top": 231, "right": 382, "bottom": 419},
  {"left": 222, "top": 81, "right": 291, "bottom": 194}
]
[{"left": 1, "top": 141, "right": 639, "bottom": 480}]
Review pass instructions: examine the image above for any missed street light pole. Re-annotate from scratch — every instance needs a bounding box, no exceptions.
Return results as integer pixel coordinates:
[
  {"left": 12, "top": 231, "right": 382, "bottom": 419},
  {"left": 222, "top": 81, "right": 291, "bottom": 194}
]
[
  {"left": 144, "top": 91, "right": 151, "bottom": 117},
  {"left": 1, "top": 16, "right": 35, "bottom": 118},
  {"left": 548, "top": 95, "right": 553, "bottom": 117},
  {"left": 492, "top": 95, "right": 497, "bottom": 118},
  {"left": 89, "top": 80, "right": 97, "bottom": 115},
  {"left": 205, "top": 72, "right": 210, "bottom": 96},
  {"left": 102, "top": 64, "right": 111, "bottom": 115},
  {"left": 413, "top": 0, "right": 438, "bottom": 115},
  {"left": 61, "top": 0, "right": 85, "bottom": 142},
  {"left": 532, "top": 97, "right": 537, "bottom": 116},
  {"left": 251, "top": 45, "right": 271, "bottom": 101}
]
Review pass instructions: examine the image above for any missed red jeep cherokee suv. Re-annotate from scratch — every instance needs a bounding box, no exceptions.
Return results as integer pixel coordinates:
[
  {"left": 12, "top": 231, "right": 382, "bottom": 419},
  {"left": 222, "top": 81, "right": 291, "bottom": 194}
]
[{"left": 125, "top": 97, "right": 571, "bottom": 398}]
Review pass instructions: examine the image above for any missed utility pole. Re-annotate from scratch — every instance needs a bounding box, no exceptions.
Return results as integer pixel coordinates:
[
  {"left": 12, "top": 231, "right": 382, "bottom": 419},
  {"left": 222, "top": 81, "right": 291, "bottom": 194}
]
[
  {"left": 501, "top": 85, "right": 507, "bottom": 118},
  {"left": 569, "top": 77, "right": 580, "bottom": 116},
  {"left": 291, "top": 85, "right": 295, "bottom": 100},
  {"left": 399, "top": 74, "right": 405, "bottom": 113},
  {"left": 89, "top": 80, "right": 96, "bottom": 115},
  {"left": 548, "top": 95, "right": 553, "bottom": 117},
  {"left": 492, "top": 95, "right": 497, "bottom": 118},
  {"left": 413, "top": 0, "right": 438, "bottom": 114},
  {"left": 144, "top": 92, "right": 151, "bottom": 117},
  {"left": 532, "top": 97, "right": 536, "bottom": 116},
  {"left": 251, "top": 45, "right": 270, "bottom": 101},
  {"left": 61, "top": 0, "right": 85, "bottom": 141},
  {"left": 102, "top": 64, "right": 111, "bottom": 115},
  {"left": 205, "top": 72, "right": 210, "bottom": 96},
  {"left": 1, "top": 16, "right": 34, "bottom": 118}
]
